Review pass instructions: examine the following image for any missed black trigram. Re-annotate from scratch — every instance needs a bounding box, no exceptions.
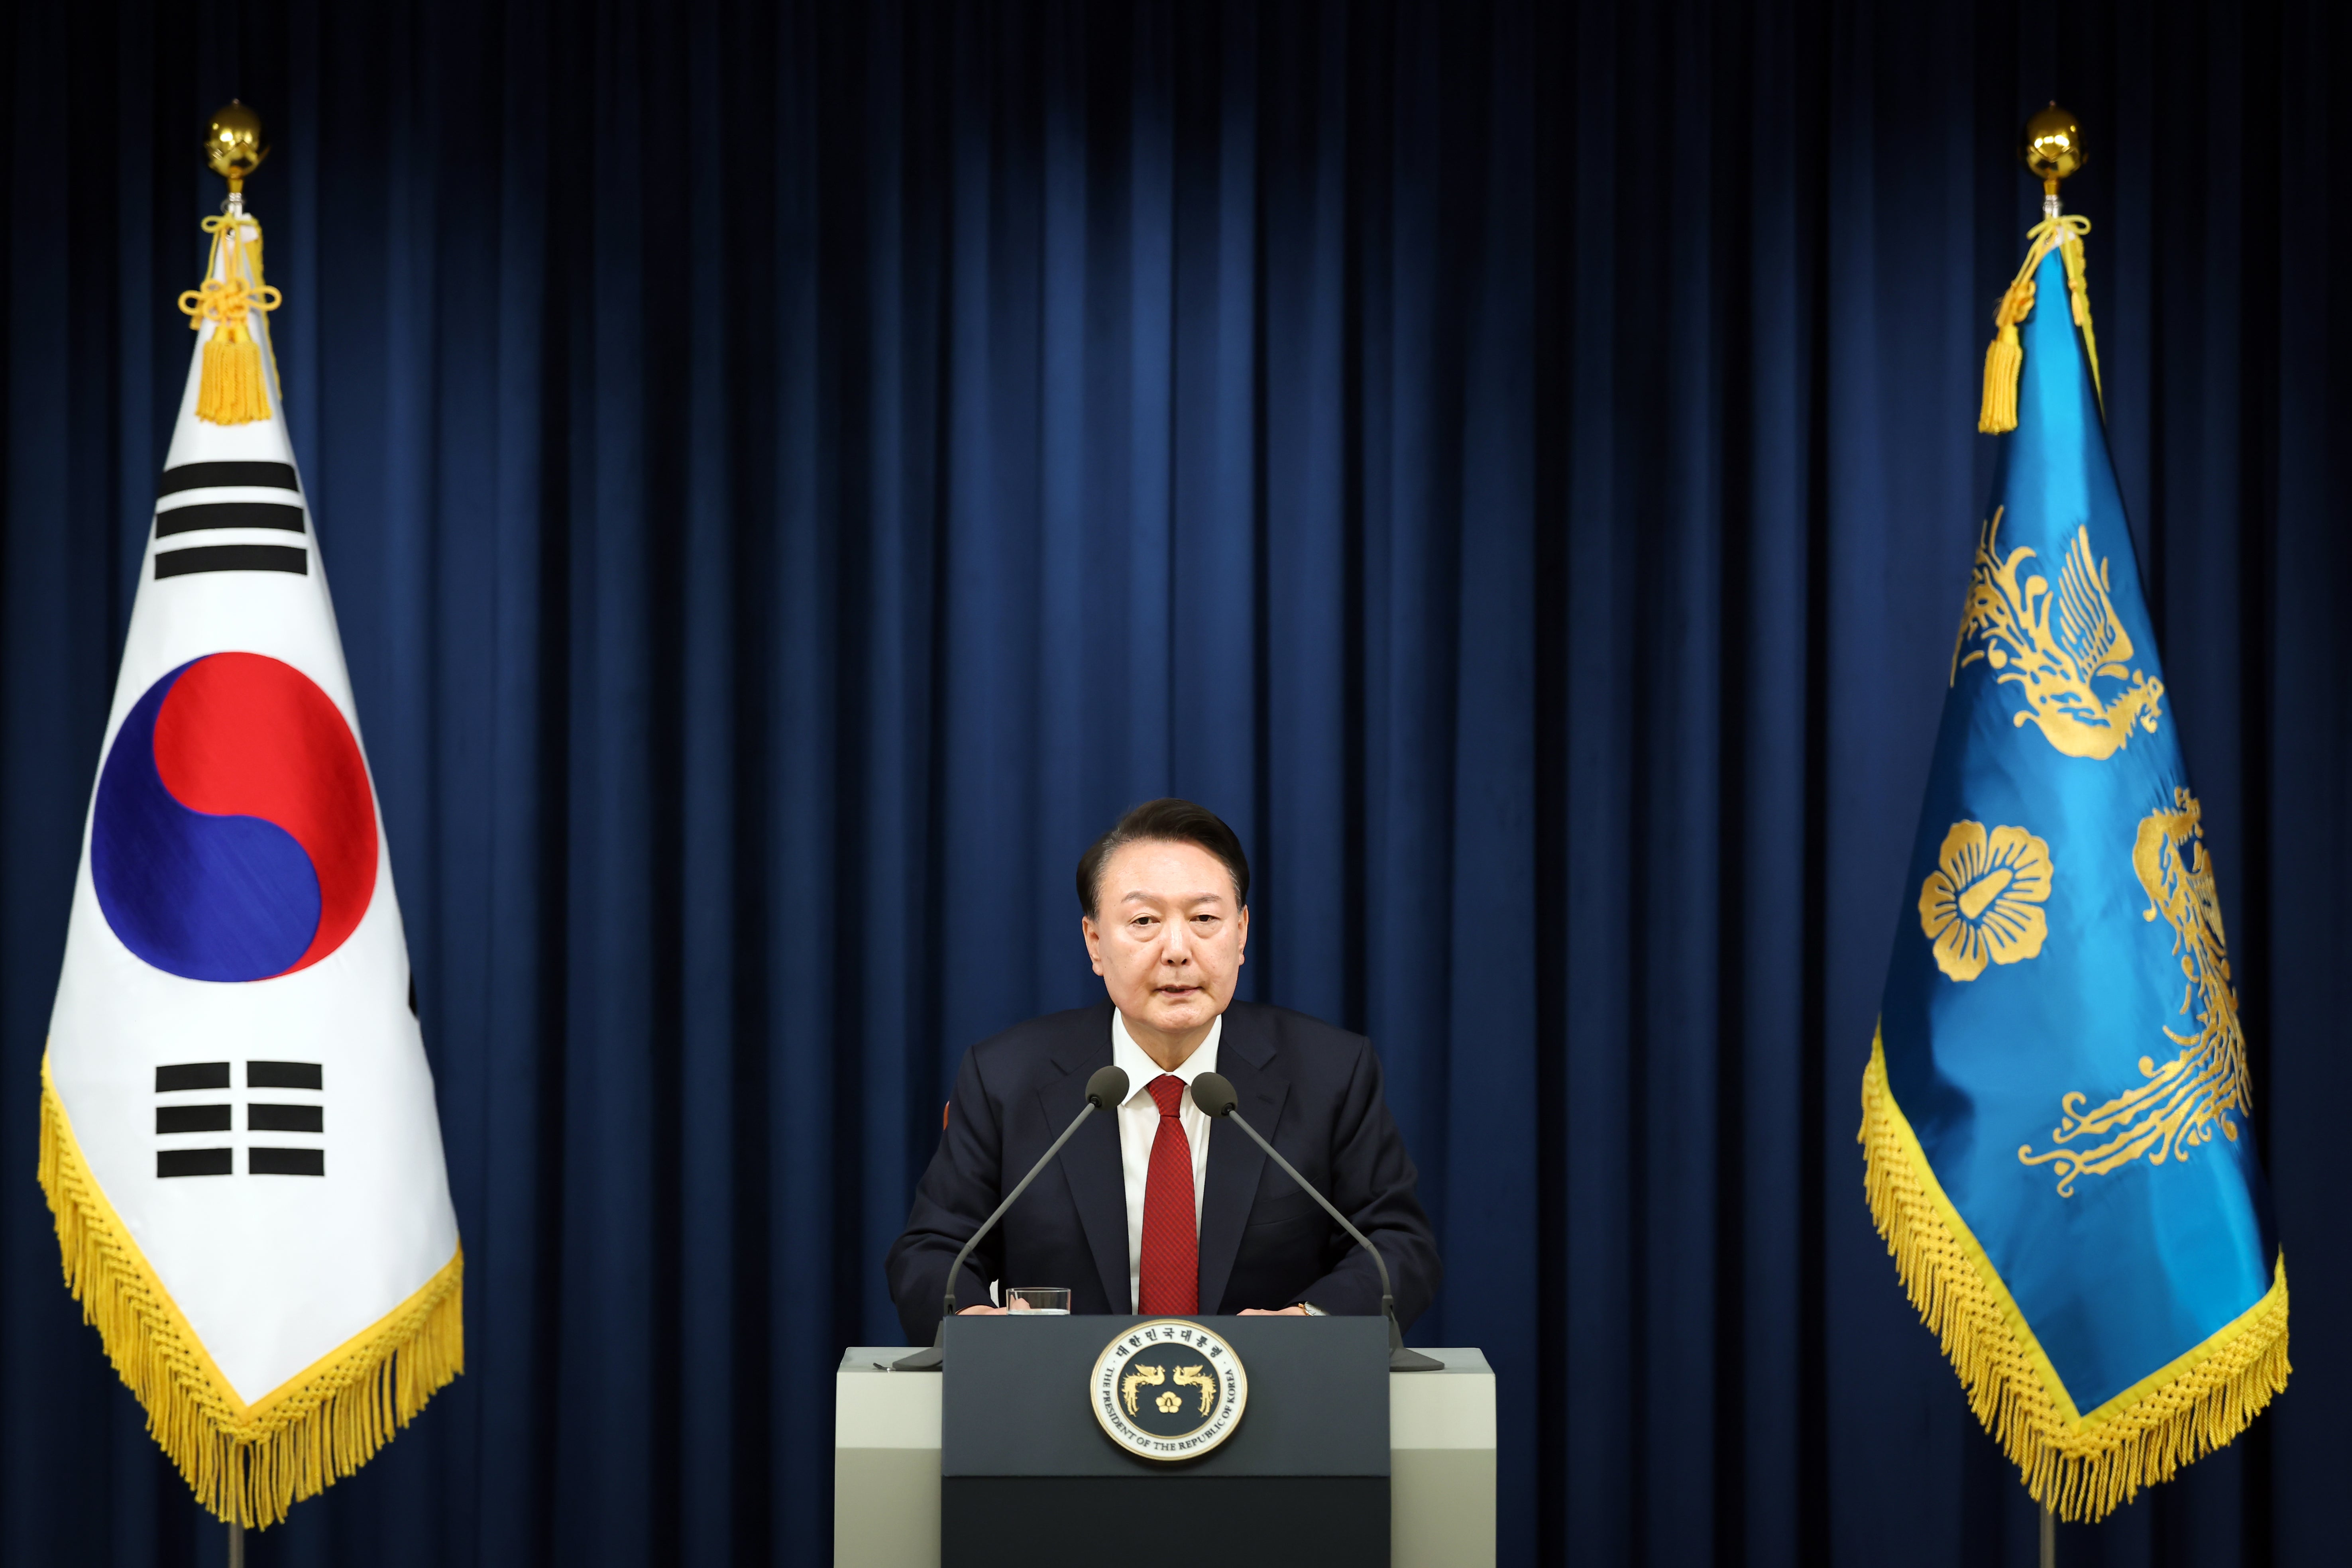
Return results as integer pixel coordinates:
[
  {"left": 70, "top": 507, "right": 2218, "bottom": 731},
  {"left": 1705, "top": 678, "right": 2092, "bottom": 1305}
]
[
  {"left": 150, "top": 462, "right": 309, "bottom": 579},
  {"left": 153, "top": 1060, "right": 325, "bottom": 1177}
]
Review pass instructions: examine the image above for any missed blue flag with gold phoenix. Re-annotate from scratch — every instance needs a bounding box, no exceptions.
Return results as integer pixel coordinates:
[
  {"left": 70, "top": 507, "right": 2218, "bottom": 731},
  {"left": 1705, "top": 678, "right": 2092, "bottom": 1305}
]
[{"left": 1862, "top": 212, "right": 2287, "bottom": 1521}]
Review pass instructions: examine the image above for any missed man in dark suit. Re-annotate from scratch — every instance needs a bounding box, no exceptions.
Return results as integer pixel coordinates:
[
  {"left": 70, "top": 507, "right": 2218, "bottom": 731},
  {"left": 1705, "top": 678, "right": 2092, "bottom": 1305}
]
[{"left": 886, "top": 798, "right": 1440, "bottom": 1343}]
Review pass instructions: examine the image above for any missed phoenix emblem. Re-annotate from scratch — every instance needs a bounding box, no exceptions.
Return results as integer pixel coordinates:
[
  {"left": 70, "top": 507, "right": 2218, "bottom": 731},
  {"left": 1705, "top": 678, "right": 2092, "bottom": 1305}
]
[
  {"left": 1121, "top": 1362, "right": 1165, "bottom": 1416},
  {"left": 1171, "top": 1363, "right": 1217, "bottom": 1416},
  {"left": 1952, "top": 509, "right": 2164, "bottom": 760},
  {"left": 2019, "top": 790, "right": 2250, "bottom": 1195}
]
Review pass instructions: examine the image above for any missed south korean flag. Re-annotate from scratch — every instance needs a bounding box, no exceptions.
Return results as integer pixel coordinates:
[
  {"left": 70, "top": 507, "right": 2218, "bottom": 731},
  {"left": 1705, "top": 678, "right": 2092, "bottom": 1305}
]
[{"left": 39, "top": 199, "right": 461, "bottom": 1529}]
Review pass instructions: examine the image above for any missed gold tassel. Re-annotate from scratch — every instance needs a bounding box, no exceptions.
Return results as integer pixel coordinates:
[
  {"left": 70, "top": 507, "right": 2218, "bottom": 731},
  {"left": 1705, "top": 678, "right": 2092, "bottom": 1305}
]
[
  {"left": 1978, "top": 213, "right": 2099, "bottom": 436},
  {"left": 1978, "top": 277, "right": 2034, "bottom": 434},
  {"left": 198, "top": 324, "right": 272, "bottom": 424},
  {"left": 38, "top": 1055, "right": 462, "bottom": 1529},
  {"left": 1859, "top": 1034, "right": 2288, "bottom": 1521},
  {"left": 179, "top": 214, "right": 283, "bottom": 427}
]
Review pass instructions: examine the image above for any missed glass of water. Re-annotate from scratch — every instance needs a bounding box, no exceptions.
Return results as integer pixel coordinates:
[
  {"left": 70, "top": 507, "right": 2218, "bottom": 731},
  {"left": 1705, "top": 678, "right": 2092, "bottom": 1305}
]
[{"left": 1004, "top": 1287, "right": 1070, "bottom": 1315}]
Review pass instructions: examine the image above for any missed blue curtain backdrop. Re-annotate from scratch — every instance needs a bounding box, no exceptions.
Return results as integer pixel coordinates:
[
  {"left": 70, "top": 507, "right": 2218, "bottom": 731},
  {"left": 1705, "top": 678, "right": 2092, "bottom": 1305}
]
[{"left": 1, "top": 1, "right": 2345, "bottom": 1564}]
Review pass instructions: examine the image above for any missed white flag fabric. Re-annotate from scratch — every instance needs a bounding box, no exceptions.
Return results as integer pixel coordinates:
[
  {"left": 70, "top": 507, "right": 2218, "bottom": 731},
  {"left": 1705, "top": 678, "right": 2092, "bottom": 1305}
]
[{"left": 38, "top": 206, "right": 461, "bottom": 1529}]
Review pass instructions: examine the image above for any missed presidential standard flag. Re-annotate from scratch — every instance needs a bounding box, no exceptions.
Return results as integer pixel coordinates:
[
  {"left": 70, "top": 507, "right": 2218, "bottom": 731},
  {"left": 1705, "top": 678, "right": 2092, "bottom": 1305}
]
[
  {"left": 1860, "top": 199, "right": 2287, "bottom": 1521},
  {"left": 37, "top": 197, "right": 462, "bottom": 1529}
]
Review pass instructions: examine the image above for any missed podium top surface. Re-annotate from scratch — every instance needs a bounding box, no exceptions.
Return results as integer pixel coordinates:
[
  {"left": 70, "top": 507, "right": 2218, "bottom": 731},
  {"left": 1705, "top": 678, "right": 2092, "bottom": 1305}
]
[
  {"left": 838, "top": 1346, "right": 1494, "bottom": 1377},
  {"left": 837, "top": 1343, "right": 1494, "bottom": 1456}
]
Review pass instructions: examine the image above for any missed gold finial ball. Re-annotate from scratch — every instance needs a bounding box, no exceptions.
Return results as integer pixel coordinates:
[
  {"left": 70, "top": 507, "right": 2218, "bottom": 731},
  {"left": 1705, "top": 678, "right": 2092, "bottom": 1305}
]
[
  {"left": 204, "top": 100, "right": 269, "bottom": 186},
  {"left": 2020, "top": 102, "right": 2085, "bottom": 189}
]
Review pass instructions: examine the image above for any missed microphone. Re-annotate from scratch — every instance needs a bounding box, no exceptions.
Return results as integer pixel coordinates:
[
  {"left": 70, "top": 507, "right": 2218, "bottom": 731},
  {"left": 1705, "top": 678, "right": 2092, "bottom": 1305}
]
[
  {"left": 891, "top": 1063, "right": 1130, "bottom": 1370},
  {"left": 1190, "top": 1071, "right": 1444, "bottom": 1372}
]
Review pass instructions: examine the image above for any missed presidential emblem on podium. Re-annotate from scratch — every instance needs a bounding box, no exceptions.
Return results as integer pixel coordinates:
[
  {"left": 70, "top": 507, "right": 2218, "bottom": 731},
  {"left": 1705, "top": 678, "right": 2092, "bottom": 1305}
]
[{"left": 1090, "top": 1320, "right": 1249, "bottom": 1460}]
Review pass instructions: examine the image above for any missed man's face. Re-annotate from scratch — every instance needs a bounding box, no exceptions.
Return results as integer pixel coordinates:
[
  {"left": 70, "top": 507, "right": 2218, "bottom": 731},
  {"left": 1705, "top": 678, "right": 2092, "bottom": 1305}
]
[{"left": 1082, "top": 838, "right": 1249, "bottom": 1048}]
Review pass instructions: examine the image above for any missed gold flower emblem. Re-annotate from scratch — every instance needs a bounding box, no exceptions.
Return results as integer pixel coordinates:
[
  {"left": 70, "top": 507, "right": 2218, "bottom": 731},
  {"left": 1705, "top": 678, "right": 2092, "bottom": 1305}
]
[{"left": 1918, "top": 821, "right": 2054, "bottom": 981}]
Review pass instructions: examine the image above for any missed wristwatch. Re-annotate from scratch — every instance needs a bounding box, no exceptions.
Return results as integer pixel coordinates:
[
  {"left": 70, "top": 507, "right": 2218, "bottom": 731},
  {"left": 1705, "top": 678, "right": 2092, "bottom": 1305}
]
[{"left": 1297, "top": 1301, "right": 1327, "bottom": 1316}]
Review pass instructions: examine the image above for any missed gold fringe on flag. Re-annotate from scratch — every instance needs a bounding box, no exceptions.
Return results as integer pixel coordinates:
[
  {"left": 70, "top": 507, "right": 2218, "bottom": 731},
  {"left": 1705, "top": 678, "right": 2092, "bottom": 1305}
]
[
  {"left": 1978, "top": 212, "right": 2099, "bottom": 435},
  {"left": 178, "top": 213, "right": 283, "bottom": 426},
  {"left": 1859, "top": 1034, "right": 2287, "bottom": 1521},
  {"left": 36, "top": 1055, "right": 462, "bottom": 1529}
]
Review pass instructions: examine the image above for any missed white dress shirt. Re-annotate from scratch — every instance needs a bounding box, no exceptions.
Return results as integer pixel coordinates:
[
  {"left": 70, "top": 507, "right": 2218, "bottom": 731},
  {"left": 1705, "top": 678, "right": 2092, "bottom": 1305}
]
[{"left": 1110, "top": 1010, "right": 1219, "bottom": 1313}]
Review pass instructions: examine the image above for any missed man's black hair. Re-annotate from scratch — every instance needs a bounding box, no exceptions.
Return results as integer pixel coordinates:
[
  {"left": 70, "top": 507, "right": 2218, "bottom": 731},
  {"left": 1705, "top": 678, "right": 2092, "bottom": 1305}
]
[{"left": 1076, "top": 799, "right": 1251, "bottom": 920}]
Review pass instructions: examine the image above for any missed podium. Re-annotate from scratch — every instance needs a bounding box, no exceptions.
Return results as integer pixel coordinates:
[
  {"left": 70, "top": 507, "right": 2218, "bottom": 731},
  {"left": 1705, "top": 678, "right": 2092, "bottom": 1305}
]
[{"left": 836, "top": 1320, "right": 1494, "bottom": 1566}]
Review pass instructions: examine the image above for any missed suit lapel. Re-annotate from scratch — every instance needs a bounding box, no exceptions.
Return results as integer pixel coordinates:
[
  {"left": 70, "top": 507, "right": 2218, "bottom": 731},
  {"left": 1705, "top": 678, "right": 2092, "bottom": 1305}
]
[
  {"left": 1197, "top": 1006, "right": 1289, "bottom": 1315},
  {"left": 1039, "top": 1008, "right": 1130, "bottom": 1314}
]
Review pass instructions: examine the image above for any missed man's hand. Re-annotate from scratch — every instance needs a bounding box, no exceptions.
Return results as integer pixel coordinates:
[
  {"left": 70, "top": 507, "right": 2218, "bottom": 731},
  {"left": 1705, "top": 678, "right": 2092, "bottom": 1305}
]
[
  {"left": 1237, "top": 1305, "right": 1311, "bottom": 1316},
  {"left": 957, "top": 1305, "right": 1006, "bottom": 1315}
]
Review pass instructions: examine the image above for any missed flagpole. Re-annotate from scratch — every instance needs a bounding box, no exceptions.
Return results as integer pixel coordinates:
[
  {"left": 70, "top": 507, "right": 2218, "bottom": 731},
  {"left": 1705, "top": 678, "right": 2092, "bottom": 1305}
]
[
  {"left": 2028, "top": 111, "right": 2079, "bottom": 1568},
  {"left": 228, "top": 1521, "right": 245, "bottom": 1568},
  {"left": 204, "top": 109, "right": 265, "bottom": 1568}
]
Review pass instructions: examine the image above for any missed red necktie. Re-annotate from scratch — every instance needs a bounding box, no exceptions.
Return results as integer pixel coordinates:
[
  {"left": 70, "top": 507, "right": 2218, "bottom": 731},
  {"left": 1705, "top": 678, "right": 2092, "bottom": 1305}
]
[{"left": 1137, "top": 1073, "right": 1199, "bottom": 1315}]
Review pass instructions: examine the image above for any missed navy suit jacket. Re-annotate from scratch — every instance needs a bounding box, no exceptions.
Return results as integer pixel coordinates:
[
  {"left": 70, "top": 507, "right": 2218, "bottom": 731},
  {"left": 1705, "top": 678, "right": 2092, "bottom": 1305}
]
[{"left": 885, "top": 1001, "right": 1441, "bottom": 1345}]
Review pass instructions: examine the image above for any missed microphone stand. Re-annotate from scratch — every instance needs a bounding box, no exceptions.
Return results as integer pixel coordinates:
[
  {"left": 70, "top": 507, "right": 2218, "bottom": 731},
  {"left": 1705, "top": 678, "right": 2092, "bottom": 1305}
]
[
  {"left": 892, "top": 1073, "right": 1122, "bottom": 1371},
  {"left": 1211, "top": 1100, "right": 1444, "bottom": 1372}
]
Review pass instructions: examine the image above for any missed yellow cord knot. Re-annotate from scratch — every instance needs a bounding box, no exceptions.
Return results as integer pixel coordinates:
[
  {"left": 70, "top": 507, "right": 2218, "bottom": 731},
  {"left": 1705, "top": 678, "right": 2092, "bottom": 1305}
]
[
  {"left": 178, "top": 214, "right": 281, "bottom": 425},
  {"left": 1977, "top": 212, "right": 2100, "bottom": 436}
]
